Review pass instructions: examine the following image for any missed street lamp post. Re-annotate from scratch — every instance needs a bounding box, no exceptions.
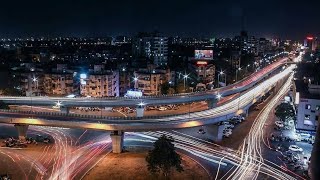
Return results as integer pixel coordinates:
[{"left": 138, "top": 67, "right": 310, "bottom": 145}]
[
  {"left": 246, "top": 64, "right": 250, "bottom": 74},
  {"left": 236, "top": 67, "right": 242, "bottom": 82},
  {"left": 133, "top": 77, "right": 138, "bottom": 89},
  {"left": 32, "top": 77, "right": 38, "bottom": 96},
  {"left": 183, "top": 74, "right": 189, "bottom": 92},
  {"left": 218, "top": 71, "right": 227, "bottom": 88}
]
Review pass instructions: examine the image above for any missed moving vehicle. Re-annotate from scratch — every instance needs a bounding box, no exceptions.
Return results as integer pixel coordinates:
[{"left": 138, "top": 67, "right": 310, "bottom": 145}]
[
  {"left": 289, "top": 145, "right": 303, "bottom": 152},
  {"left": 158, "top": 107, "right": 167, "bottom": 111}
]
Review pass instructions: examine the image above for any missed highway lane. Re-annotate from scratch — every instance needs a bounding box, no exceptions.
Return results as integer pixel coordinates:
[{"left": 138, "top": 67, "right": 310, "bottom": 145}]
[
  {"left": 0, "top": 57, "right": 290, "bottom": 107},
  {"left": 227, "top": 74, "right": 299, "bottom": 179},
  {"left": 129, "top": 130, "right": 299, "bottom": 180},
  {"left": 0, "top": 64, "right": 296, "bottom": 132}
]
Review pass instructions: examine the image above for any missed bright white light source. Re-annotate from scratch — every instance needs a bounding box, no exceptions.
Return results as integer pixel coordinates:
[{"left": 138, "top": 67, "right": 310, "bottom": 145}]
[{"left": 80, "top": 73, "right": 87, "bottom": 79}]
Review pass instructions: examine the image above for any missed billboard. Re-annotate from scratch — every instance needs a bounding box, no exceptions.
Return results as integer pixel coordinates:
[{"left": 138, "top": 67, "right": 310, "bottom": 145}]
[
  {"left": 196, "top": 61, "right": 208, "bottom": 65},
  {"left": 195, "top": 50, "right": 213, "bottom": 60}
]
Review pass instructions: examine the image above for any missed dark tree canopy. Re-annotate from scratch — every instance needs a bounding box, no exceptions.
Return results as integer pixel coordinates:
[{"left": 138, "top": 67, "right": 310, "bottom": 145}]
[
  {"left": 275, "top": 102, "right": 295, "bottom": 121},
  {"left": 0, "top": 101, "right": 9, "bottom": 109},
  {"left": 146, "top": 135, "right": 183, "bottom": 178}
]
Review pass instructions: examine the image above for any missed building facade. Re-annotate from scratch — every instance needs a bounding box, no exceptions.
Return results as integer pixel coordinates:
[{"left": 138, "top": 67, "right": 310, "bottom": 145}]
[
  {"left": 80, "top": 65, "right": 119, "bottom": 97},
  {"left": 295, "top": 81, "right": 319, "bottom": 134},
  {"left": 132, "top": 32, "right": 168, "bottom": 66}
]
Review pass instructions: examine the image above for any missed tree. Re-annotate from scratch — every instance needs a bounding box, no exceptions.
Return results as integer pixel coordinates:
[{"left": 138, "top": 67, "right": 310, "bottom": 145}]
[
  {"left": 176, "top": 83, "right": 188, "bottom": 93},
  {"left": 275, "top": 103, "right": 295, "bottom": 121},
  {"left": 161, "top": 82, "right": 170, "bottom": 95},
  {"left": 168, "top": 88, "right": 175, "bottom": 95},
  {"left": 146, "top": 135, "right": 183, "bottom": 178},
  {"left": 0, "top": 101, "right": 9, "bottom": 110}
]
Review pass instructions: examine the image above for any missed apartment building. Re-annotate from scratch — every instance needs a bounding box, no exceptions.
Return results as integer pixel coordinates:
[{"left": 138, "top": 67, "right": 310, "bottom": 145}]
[{"left": 80, "top": 65, "right": 119, "bottom": 97}]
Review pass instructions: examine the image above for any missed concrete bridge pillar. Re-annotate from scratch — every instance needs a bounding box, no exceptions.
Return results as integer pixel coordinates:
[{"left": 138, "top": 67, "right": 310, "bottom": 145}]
[
  {"left": 136, "top": 104, "right": 145, "bottom": 117},
  {"left": 14, "top": 124, "right": 29, "bottom": 141},
  {"left": 243, "top": 109, "right": 249, "bottom": 117},
  {"left": 110, "top": 131, "right": 124, "bottom": 153},
  {"left": 207, "top": 124, "right": 225, "bottom": 142},
  {"left": 207, "top": 99, "right": 217, "bottom": 109}
]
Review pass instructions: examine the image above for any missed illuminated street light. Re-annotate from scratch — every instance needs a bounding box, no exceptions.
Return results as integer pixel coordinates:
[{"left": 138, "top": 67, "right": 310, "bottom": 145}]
[
  {"left": 183, "top": 74, "right": 189, "bottom": 91},
  {"left": 133, "top": 76, "right": 138, "bottom": 89},
  {"left": 216, "top": 93, "right": 222, "bottom": 100},
  {"left": 218, "top": 70, "right": 226, "bottom": 87},
  {"left": 236, "top": 67, "right": 242, "bottom": 82},
  {"left": 55, "top": 101, "right": 62, "bottom": 107},
  {"left": 137, "top": 101, "right": 145, "bottom": 107}
]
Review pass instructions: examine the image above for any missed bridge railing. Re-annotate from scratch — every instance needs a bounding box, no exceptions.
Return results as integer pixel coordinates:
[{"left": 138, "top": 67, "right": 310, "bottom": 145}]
[
  {"left": 0, "top": 57, "right": 288, "bottom": 101},
  {"left": 0, "top": 108, "right": 195, "bottom": 120}
]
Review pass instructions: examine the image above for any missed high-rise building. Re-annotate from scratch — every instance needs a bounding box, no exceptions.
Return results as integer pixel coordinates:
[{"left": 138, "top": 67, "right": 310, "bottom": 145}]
[
  {"left": 132, "top": 32, "right": 168, "bottom": 66},
  {"left": 304, "top": 36, "right": 319, "bottom": 51}
]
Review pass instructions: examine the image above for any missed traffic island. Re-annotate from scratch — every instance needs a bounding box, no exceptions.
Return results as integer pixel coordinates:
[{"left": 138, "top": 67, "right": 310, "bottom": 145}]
[{"left": 83, "top": 150, "right": 210, "bottom": 180}]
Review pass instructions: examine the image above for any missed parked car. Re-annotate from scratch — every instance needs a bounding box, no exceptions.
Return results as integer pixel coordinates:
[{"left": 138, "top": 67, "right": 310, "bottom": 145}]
[
  {"left": 232, "top": 115, "right": 245, "bottom": 121},
  {"left": 275, "top": 121, "right": 284, "bottom": 128},
  {"left": 223, "top": 131, "right": 232, "bottom": 138},
  {"left": 224, "top": 124, "right": 235, "bottom": 128},
  {"left": 289, "top": 145, "right": 303, "bottom": 152},
  {"left": 198, "top": 127, "right": 206, "bottom": 134},
  {"left": 223, "top": 129, "right": 232, "bottom": 134}
]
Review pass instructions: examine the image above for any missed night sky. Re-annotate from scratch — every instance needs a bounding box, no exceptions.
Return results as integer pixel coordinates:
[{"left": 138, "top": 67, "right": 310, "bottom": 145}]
[{"left": 0, "top": 0, "right": 319, "bottom": 39}]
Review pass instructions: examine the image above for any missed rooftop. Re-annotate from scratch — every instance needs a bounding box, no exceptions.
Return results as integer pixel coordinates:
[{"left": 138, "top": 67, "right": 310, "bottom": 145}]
[{"left": 295, "top": 80, "right": 320, "bottom": 99}]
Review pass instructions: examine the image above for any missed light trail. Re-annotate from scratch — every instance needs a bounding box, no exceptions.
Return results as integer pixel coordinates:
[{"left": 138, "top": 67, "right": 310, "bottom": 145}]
[{"left": 228, "top": 73, "right": 297, "bottom": 180}]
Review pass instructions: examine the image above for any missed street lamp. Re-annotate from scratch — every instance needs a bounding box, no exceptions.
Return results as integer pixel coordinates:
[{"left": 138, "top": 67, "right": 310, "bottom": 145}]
[
  {"left": 56, "top": 101, "right": 62, "bottom": 107},
  {"left": 133, "top": 76, "right": 138, "bottom": 89},
  {"left": 216, "top": 93, "right": 222, "bottom": 100},
  {"left": 183, "top": 74, "right": 189, "bottom": 92},
  {"left": 246, "top": 64, "right": 250, "bottom": 74},
  {"left": 236, "top": 67, "right": 242, "bottom": 82},
  {"left": 137, "top": 101, "right": 145, "bottom": 107},
  {"left": 218, "top": 71, "right": 226, "bottom": 88},
  {"left": 31, "top": 77, "right": 39, "bottom": 96}
]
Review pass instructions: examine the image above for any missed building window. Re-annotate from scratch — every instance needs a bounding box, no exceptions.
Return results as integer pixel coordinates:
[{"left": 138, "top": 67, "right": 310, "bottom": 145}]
[
  {"left": 305, "top": 104, "right": 311, "bottom": 110},
  {"left": 304, "top": 114, "right": 311, "bottom": 120},
  {"left": 316, "top": 105, "right": 320, "bottom": 110}
]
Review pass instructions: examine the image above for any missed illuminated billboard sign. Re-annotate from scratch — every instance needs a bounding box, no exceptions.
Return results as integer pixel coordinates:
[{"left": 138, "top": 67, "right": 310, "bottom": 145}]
[
  {"left": 306, "top": 37, "right": 314, "bottom": 40},
  {"left": 195, "top": 50, "right": 213, "bottom": 60},
  {"left": 196, "top": 61, "right": 208, "bottom": 65}
]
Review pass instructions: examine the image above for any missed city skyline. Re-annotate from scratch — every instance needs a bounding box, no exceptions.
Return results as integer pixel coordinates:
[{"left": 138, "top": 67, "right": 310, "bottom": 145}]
[{"left": 0, "top": 0, "right": 318, "bottom": 39}]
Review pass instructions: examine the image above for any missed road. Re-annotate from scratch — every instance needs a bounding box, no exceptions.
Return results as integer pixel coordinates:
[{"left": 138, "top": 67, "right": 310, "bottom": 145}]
[
  {"left": 0, "top": 64, "right": 296, "bottom": 132},
  {"left": 0, "top": 57, "right": 289, "bottom": 107},
  {"left": 0, "top": 125, "right": 112, "bottom": 180},
  {"left": 227, "top": 73, "right": 297, "bottom": 179}
]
